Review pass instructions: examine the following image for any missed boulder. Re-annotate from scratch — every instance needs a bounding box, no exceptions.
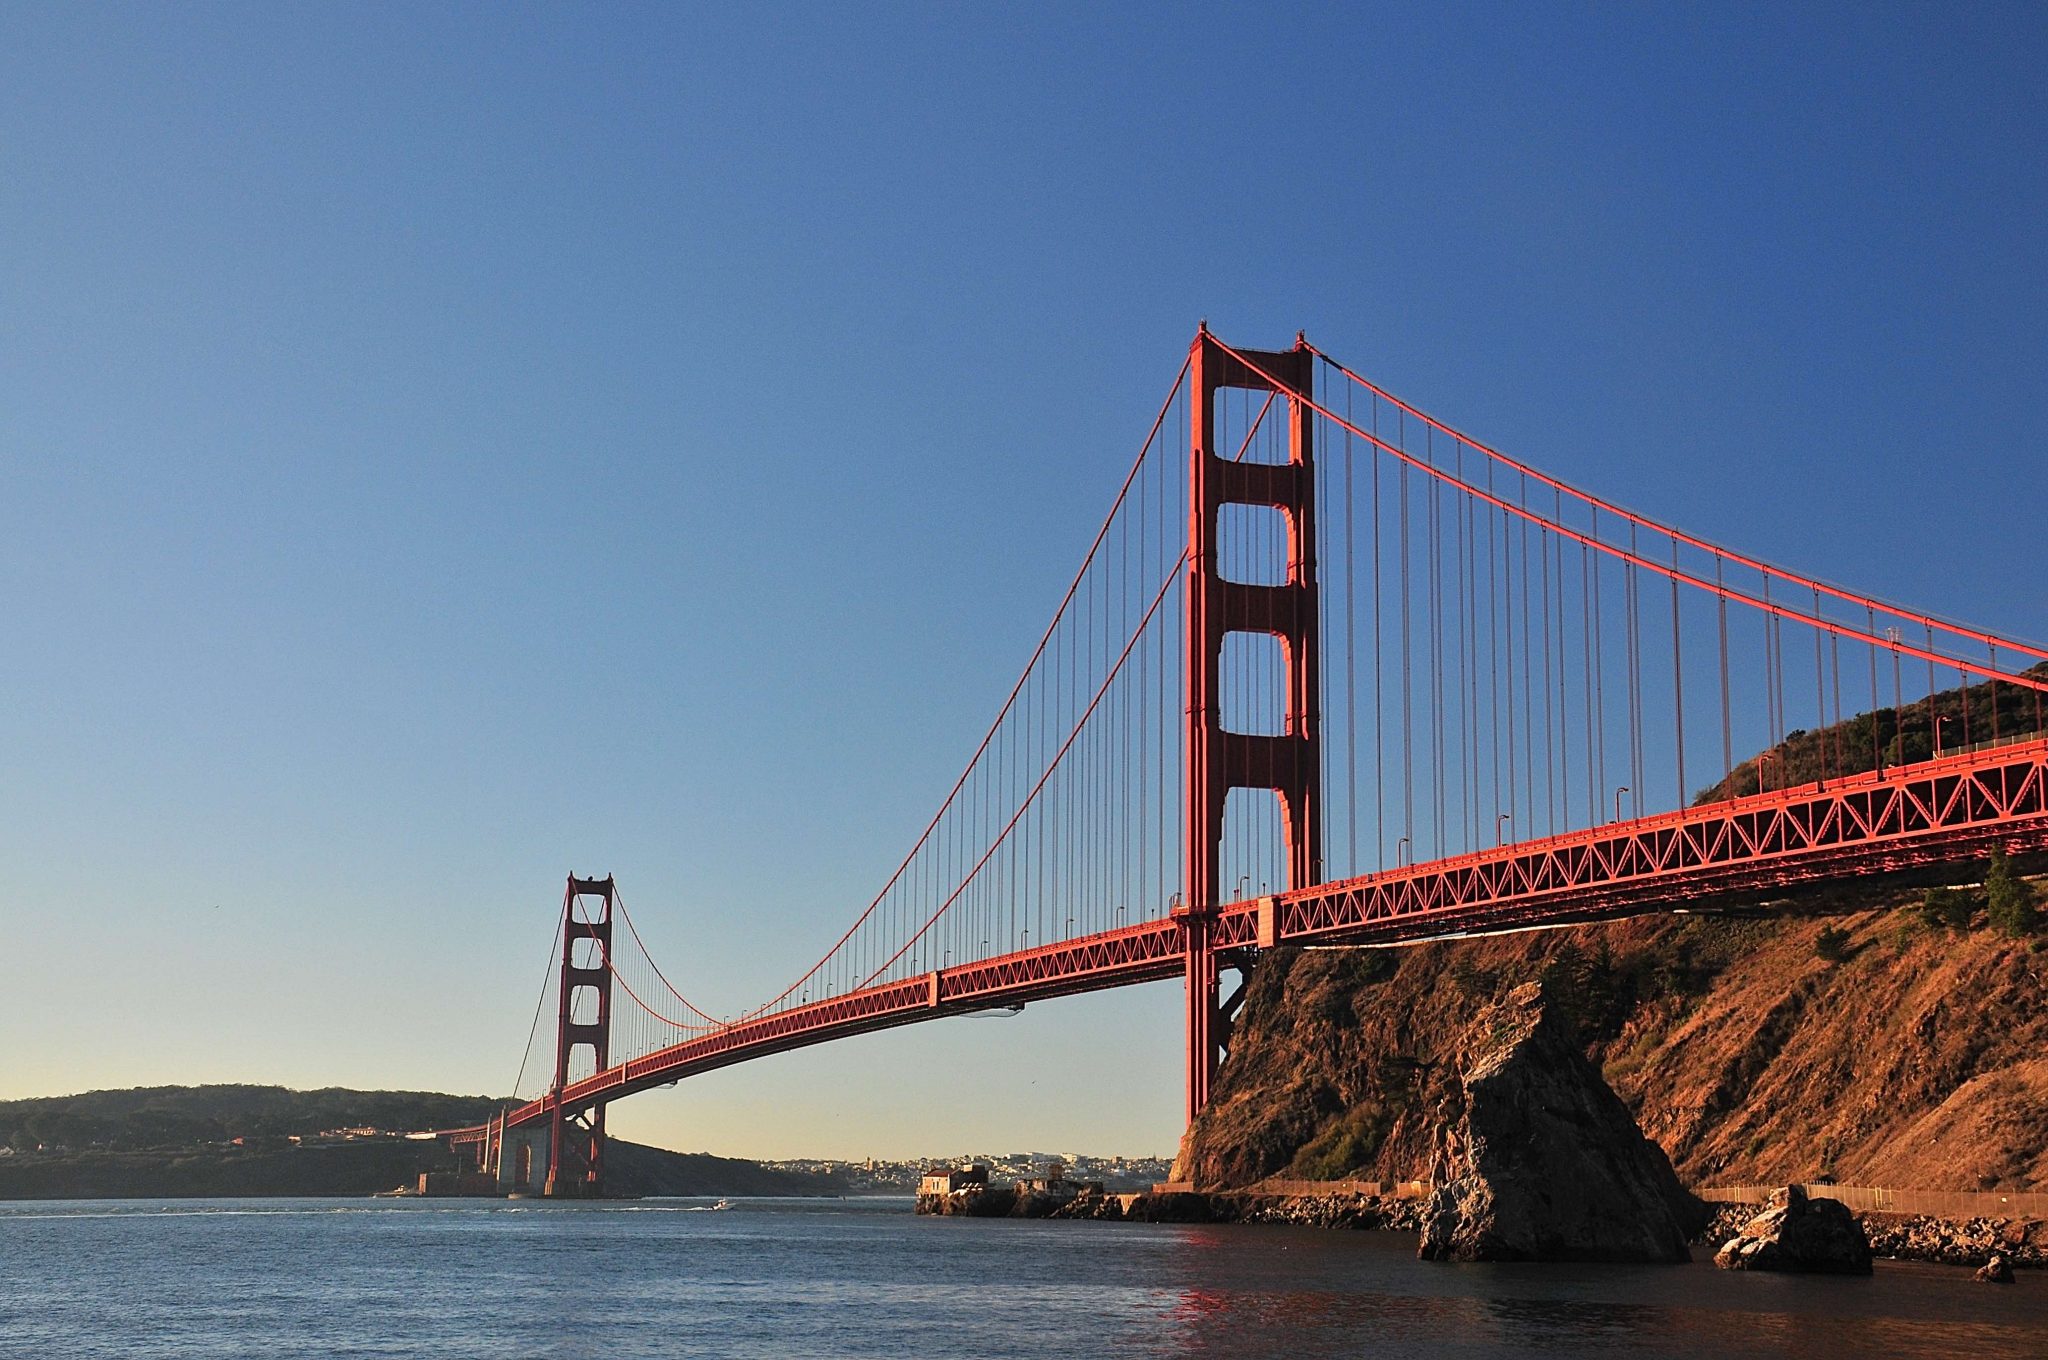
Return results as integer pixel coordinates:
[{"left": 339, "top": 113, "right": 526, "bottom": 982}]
[
  {"left": 1713, "top": 1185, "right": 1873, "bottom": 1274},
  {"left": 1048, "top": 1189, "right": 1126, "bottom": 1222},
  {"left": 1133, "top": 1190, "right": 1217, "bottom": 1223},
  {"left": 914, "top": 1183, "right": 1016, "bottom": 1217},
  {"left": 1416, "top": 983, "right": 1704, "bottom": 1263},
  {"left": 1975, "top": 1252, "right": 2015, "bottom": 1284},
  {"left": 1007, "top": 1184, "right": 1082, "bottom": 1219}
]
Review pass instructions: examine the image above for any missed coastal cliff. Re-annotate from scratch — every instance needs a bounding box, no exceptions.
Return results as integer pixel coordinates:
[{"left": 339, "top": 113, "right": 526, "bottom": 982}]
[
  {"left": 1179, "top": 667, "right": 2048, "bottom": 1197},
  {"left": 1174, "top": 887, "right": 2048, "bottom": 1194}
]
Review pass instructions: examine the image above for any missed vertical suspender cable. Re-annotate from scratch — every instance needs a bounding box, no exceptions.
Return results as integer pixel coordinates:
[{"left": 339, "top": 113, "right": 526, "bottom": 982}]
[
  {"left": 1671, "top": 539, "right": 1686, "bottom": 807},
  {"left": 1504, "top": 500, "right": 1518, "bottom": 832},
  {"left": 1582, "top": 539, "right": 1595, "bottom": 825},
  {"left": 1522, "top": 490, "right": 1536, "bottom": 824},
  {"left": 1374, "top": 397, "right": 1384, "bottom": 870},
  {"left": 1345, "top": 379, "right": 1358, "bottom": 872},
  {"left": 1553, "top": 492, "right": 1569, "bottom": 833},
  {"left": 1540, "top": 498, "right": 1555, "bottom": 835},
  {"left": 1400, "top": 411, "right": 1414, "bottom": 856}
]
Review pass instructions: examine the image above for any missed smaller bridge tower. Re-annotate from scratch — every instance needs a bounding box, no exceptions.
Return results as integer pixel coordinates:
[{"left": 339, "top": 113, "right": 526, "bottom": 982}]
[{"left": 546, "top": 873, "right": 614, "bottom": 1197}]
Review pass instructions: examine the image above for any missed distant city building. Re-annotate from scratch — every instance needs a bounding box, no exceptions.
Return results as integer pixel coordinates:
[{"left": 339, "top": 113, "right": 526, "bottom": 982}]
[{"left": 917, "top": 1164, "right": 990, "bottom": 1196}]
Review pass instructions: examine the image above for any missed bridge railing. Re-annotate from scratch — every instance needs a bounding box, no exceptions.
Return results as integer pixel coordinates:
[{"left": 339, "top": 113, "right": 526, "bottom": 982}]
[
  {"left": 1150, "top": 1176, "right": 1434, "bottom": 1198},
  {"left": 1699, "top": 1183, "right": 2048, "bottom": 1218}
]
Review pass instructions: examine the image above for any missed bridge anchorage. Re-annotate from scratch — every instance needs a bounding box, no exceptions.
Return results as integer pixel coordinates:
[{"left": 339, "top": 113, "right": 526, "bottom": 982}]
[{"left": 444, "top": 328, "right": 2048, "bottom": 1192}]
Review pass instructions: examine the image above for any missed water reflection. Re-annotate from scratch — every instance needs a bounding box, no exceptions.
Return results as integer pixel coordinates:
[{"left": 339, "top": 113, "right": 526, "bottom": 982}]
[{"left": 1145, "top": 1225, "right": 2047, "bottom": 1360}]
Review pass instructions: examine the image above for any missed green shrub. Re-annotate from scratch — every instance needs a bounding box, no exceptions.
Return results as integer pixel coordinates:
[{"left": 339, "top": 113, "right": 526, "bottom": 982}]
[
  {"left": 1289, "top": 1106, "right": 1392, "bottom": 1180},
  {"left": 1814, "top": 925, "right": 1852, "bottom": 963},
  {"left": 1985, "top": 849, "right": 2040, "bottom": 937},
  {"left": 1918, "top": 886, "right": 1976, "bottom": 931}
]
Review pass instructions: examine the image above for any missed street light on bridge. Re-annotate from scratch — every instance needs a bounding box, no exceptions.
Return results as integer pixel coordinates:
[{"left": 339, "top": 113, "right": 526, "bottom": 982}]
[{"left": 1614, "top": 785, "right": 1630, "bottom": 823}]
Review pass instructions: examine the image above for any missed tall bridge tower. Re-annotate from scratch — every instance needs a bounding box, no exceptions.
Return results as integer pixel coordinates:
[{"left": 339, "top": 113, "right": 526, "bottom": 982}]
[
  {"left": 546, "top": 874, "right": 614, "bottom": 1197},
  {"left": 1180, "top": 328, "right": 1323, "bottom": 1122}
]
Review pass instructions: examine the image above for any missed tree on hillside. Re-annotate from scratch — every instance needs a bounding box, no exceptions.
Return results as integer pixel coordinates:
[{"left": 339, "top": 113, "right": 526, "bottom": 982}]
[
  {"left": 1985, "top": 849, "right": 2040, "bottom": 937},
  {"left": 1918, "top": 886, "right": 1976, "bottom": 931}
]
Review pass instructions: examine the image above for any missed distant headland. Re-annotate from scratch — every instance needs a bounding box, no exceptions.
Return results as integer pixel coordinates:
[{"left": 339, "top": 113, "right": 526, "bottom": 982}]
[{"left": 0, "top": 1085, "right": 846, "bottom": 1199}]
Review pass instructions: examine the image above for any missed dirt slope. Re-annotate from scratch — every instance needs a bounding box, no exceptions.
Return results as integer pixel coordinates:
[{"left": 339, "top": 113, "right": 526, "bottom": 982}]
[{"left": 1177, "top": 883, "right": 2048, "bottom": 1192}]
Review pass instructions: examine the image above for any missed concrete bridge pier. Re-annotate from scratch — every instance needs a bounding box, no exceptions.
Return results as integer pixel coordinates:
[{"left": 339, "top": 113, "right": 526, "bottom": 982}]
[
  {"left": 464, "top": 1109, "right": 602, "bottom": 1197},
  {"left": 495, "top": 1124, "right": 553, "bottom": 1196}
]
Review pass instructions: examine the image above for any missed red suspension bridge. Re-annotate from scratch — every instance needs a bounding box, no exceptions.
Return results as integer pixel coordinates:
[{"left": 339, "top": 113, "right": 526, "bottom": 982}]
[{"left": 449, "top": 329, "right": 2048, "bottom": 1196}]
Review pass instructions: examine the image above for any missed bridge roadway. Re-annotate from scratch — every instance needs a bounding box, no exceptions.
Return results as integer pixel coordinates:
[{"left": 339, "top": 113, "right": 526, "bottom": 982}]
[{"left": 451, "top": 736, "right": 2048, "bottom": 1144}]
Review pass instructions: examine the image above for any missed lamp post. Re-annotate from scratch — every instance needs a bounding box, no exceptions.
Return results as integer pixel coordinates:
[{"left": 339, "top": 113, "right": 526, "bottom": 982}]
[
  {"left": 1395, "top": 836, "right": 1411, "bottom": 867},
  {"left": 1497, "top": 813, "right": 1512, "bottom": 847},
  {"left": 1933, "top": 715, "right": 1949, "bottom": 759},
  {"left": 1613, "top": 785, "right": 1630, "bottom": 823}
]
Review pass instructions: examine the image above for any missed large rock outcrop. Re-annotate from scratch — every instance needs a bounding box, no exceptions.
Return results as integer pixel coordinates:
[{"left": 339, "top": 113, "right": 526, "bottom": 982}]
[
  {"left": 1415, "top": 983, "right": 1703, "bottom": 1262},
  {"left": 1713, "top": 1185, "right": 1874, "bottom": 1274}
]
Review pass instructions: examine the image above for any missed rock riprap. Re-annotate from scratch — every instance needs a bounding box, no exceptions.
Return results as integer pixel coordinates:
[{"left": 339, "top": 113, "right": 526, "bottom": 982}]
[
  {"left": 1975, "top": 1252, "right": 2016, "bottom": 1283},
  {"left": 1713, "top": 1185, "right": 1874, "bottom": 1274},
  {"left": 1416, "top": 983, "right": 1703, "bottom": 1263}
]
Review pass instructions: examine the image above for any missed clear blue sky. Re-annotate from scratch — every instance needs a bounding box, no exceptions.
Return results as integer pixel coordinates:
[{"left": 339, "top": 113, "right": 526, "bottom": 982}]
[{"left": 4, "top": 3, "right": 2045, "bottom": 1159}]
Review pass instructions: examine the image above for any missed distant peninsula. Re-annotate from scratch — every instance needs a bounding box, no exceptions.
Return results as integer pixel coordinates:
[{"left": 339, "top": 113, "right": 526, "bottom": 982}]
[{"left": 0, "top": 1084, "right": 849, "bottom": 1199}]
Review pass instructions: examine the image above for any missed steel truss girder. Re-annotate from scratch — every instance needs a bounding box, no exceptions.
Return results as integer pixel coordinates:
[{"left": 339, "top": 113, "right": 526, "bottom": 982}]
[
  {"left": 451, "top": 740, "right": 2047, "bottom": 1138},
  {"left": 1255, "top": 741, "right": 2048, "bottom": 945}
]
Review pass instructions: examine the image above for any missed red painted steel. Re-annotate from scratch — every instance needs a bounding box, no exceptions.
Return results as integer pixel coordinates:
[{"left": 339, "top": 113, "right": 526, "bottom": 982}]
[
  {"left": 1182, "top": 327, "right": 1323, "bottom": 1123},
  {"left": 1211, "top": 335, "right": 2048, "bottom": 696},
  {"left": 1303, "top": 343, "right": 2048, "bottom": 669},
  {"left": 439, "top": 329, "right": 2048, "bottom": 1153},
  {"left": 546, "top": 875, "right": 612, "bottom": 1197},
  {"left": 1255, "top": 739, "right": 2048, "bottom": 945},
  {"left": 443, "top": 737, "right": 2048, "bottom": 1143}
]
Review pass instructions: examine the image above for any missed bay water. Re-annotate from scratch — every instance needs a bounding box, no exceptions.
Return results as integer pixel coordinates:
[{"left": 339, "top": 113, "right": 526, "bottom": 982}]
[{"left": 2, "top": 1196, "right": 2042, "bottom": 1357}]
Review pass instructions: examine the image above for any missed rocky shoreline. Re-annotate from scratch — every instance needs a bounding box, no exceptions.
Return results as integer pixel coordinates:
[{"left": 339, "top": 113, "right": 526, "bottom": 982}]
[
  {"left": 1695, "top": 1201, "right": 2046, "bottom": 1269},
  {"left": 1043, "top": 1189, "right": 2048, "bottom": 1272},
  {"left": 920, "top": 954, "right": 2048, "bottom": 1278},
  {"left": 1054, "top": 1188, "right": 1428, "bottom": 1230},
  {"left": 926, "top": 1180, "right": 2044, "bottom": 1275}
]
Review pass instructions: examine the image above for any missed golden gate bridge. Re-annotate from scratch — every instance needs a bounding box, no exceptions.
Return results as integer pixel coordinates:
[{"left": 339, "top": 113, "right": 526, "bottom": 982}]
[{"left": 446, "top": 329, "right": 2048, "bottom": 1195}]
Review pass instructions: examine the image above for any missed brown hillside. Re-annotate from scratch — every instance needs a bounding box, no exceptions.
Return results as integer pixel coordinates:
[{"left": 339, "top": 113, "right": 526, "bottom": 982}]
[
  {"left": 1177, "top": 877, "right": 2048, "bottom": 1193},
  {"left": 1690, "top": 660, "right": 2047, "bottom": 805}
]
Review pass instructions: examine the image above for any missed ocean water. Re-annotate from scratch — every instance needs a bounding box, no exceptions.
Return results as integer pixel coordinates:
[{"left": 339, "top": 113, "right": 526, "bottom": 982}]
[{"left": 1, "top": 1196, "right": 2043, "bottom": 1358}]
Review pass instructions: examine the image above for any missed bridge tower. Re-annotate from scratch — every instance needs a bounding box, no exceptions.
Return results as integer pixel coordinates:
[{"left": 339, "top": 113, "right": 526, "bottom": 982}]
[
  {"left": 1179, "top": 328, "right": 1323, "bottom": 1124},
  {"left": 546, "top": 874, "right": 614, "bottom": 1197}
]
